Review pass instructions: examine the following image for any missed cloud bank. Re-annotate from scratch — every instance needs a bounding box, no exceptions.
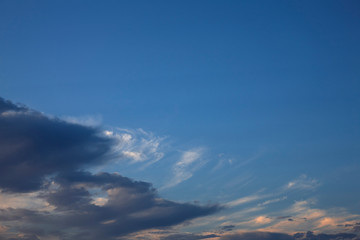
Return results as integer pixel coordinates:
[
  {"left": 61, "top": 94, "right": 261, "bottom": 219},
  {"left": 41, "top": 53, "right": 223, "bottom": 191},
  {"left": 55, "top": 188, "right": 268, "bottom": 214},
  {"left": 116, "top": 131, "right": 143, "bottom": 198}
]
[
  {"left": 1, "top": 97, "right": 359, "bottom": 240},
  {"left": 220, "top": 231, "right": 358, "bottom": 240},
  {"left": 0, "top": 97, "right": 220, "bottom": 239}
]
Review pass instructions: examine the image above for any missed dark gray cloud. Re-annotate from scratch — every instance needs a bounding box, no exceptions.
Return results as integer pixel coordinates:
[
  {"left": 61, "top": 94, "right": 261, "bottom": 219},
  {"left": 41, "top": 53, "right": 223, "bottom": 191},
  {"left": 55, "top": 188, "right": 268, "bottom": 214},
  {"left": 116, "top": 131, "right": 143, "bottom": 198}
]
[
  {"left": 38, "top": 171, "right": 221, "bottom": 239},
  {"left": 220, "top": 225, "right": 235, "bottom": 232},
  {"left": 220, "top": 232, "right": 295, "bottom": 240},
  {"left": 160, "top": 233, "right": 219, "bottom": 240},
  {"left": 0, "top": 97, "right": 113, "bottom": 192},
  {"left": 0, "top": 97, "right": 221, "bottom": 239},
  {"left": 0, "top": 234, "right": 40, "bottom": 240},
  {"left": 295, "top": 231, "right": 358, "bottom": 240},
  {"left": 0, "top": 173, "right": 220, "bottom": 239}
]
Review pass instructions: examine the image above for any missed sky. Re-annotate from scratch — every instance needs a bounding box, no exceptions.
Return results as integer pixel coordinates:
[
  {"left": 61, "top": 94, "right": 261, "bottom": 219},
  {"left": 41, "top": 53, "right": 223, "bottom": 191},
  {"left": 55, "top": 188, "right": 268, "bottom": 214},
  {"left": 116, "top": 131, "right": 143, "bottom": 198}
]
[{"left": 0, "top": 0, "right": 360, "bottom": 239}]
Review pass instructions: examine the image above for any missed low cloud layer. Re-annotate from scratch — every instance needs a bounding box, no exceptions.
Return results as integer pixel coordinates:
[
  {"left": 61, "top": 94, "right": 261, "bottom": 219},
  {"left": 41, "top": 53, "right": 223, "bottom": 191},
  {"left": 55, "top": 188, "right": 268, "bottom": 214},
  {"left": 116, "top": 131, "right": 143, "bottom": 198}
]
[
  {"left": 220, "top": 231, "right": 359, "bottom": 240},
  {"left": 160, "top": 233, "right": 219, "bottom": 240},
  {"left": 1, "top": 97, "right": 359, "bottom": 240},
  {"left": 0, "top": 97, "right": 221, "bottom": 239}
]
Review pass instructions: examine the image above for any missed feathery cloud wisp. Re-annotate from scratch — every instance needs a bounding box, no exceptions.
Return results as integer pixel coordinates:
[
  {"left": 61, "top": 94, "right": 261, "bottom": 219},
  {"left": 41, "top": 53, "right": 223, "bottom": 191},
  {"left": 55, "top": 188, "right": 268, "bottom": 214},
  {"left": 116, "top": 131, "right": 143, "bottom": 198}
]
[{"left": 162, "top": 148, "right": 206, "bottom": 189}]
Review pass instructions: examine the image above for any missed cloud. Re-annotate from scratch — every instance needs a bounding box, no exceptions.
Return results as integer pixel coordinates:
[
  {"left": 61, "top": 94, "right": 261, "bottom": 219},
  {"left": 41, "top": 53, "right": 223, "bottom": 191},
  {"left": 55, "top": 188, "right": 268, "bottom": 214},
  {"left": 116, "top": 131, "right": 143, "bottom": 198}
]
[
  {"left": 253, "top": 216, "right": 272, "bottom": 225},
  {"left": 0, "top": 97, "right": 221, "bottom": 239},
  {"left": 125, "top": 230, "right": 359, "bottom": 240},
  {"left": 220, "top": 225, "right": 235, "bottom": 232},
  {"left": 353, "top": 223, "right": 360, "bottom": 232},
  {"left": 222, "top": 215, "right": 274, "bottom": 229},
  {"left": 256, "top": 200, "right": 360, "bottom": 235},
  {"left": 160, "top": 233, "right": 219, "bottom": 240},
  {"left": 219, "top": 231, "right": 359, "bottom": 240},
  {"left": 0, "top": 97, "right": 113, "bottom": 192},
  {"left": 257, "top": 196, "right": 287, "bottom": 207},
  {"left": 104, "top": 128, "right": 165, "bottom": 165},
  {"left": 25, "top": 171, "right": 219, "bottom": 239},
  {"left": 0, "top": 192, "right": 50, "bottom": 210},
  {"left": 220, "top": 231, "right": 295, "bottom": 240},
  {"left": 226, "top": 195, "right": 263, "bottom": 208},
  {"left": 162, "top": 148, "right": 205, "bottom": 189},
  {"left": 1, "top": 97, "right": 358, "bottom": 240},
  {"left": 294, "top": 231, "right": 358, "bottom": 240},
  {"left": 285, "top": 175, "right": 320, "bottom": 191}
]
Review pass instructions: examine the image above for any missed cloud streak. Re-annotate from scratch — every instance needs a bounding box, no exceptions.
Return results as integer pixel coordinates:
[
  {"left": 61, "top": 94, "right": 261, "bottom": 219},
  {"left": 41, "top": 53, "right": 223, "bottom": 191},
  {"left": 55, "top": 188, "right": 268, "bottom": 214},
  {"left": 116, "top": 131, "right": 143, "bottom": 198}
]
[
  {"left": 226, "top": 195, "right": 263, "bottom": 208},
  {"left": 162, "top": 148, "right": 205, "bottom": 189},
  {"left": 104, "top": 128, "right": 165, "bottom": 166},
  {"left": 285, "top": 175, "right": 320, "bottom": 191}
]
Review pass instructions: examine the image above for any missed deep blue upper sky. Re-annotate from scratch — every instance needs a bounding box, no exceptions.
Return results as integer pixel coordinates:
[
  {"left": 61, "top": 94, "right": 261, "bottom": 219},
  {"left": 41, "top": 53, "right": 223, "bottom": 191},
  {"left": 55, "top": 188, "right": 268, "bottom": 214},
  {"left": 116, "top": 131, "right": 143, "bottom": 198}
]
[{"left": 0, "top": 1, "right": 360, "bottom": 237}]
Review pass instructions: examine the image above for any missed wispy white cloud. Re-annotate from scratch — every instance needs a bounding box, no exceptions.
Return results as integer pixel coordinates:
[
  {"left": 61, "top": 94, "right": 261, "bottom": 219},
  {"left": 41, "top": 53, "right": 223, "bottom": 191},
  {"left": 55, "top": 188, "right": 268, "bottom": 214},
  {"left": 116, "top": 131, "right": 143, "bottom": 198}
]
[
  {"left": 103, "top": 128, "right": 165, "bottom": 166},
  {"left": 226, "top": 195, "right": 263, "bottom": 208},
  {"left": 285, "top": 174, "right": 320, "bottom": 191},
  {"left": 184, "top": 175, "right": 325, "bottom": 233},
  {"left": 161, "top": 148, "right": 205, "bottom": 189},
  {"left": 211, "top": 153, "right": 235, "bottom": 173},
  {"left": 257, "top": 196, "right": 287, "bottom": 207}
]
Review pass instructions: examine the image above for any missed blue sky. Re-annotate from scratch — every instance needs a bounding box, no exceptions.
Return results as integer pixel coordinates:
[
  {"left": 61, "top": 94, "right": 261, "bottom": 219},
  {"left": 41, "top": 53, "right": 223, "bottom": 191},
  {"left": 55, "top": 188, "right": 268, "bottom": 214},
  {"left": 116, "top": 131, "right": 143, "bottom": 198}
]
[{"left": 0, "top": 1, "right": 360, "bottom": 239}]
